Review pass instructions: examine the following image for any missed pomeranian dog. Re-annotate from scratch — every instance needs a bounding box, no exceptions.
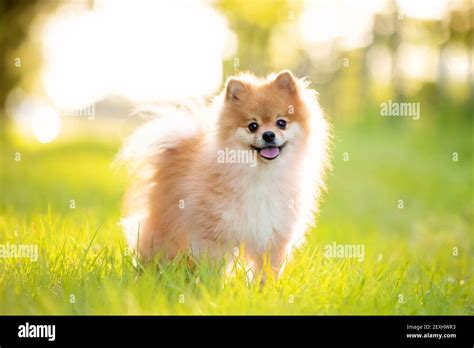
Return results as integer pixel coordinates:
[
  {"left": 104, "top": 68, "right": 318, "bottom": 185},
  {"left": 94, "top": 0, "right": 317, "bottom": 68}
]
[{"left": 119, "top": 70, "right": 330, "bottom": 278}]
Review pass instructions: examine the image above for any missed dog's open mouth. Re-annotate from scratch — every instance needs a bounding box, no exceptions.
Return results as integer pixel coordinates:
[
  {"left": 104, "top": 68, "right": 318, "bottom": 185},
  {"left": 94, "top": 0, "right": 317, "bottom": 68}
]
[{"left": 251, "top": 143, "right": 286, "bottom": 160}]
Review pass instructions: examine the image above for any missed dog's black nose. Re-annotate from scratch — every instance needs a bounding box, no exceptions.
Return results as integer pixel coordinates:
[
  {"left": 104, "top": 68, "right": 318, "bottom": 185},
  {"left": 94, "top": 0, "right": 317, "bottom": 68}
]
[{"left": 262, "top": 131, "right": 276, "bottom": 143}]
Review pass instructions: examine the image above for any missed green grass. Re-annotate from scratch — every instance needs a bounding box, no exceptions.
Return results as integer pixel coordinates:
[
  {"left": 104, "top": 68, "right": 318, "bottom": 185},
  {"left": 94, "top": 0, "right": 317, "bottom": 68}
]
[{"left": 0, "top": 120, "right": 473, "bottom": 314}]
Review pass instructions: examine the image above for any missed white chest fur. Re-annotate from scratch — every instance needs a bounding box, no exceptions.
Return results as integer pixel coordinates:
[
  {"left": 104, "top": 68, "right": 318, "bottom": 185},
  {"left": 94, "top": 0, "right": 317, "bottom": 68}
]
[{"left": 220, "top": 160, "right": 299, "bottom": 253}]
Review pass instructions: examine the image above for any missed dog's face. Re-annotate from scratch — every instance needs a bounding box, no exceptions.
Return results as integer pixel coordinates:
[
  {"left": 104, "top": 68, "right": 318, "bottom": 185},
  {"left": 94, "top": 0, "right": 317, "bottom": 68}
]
[{"left": 219, "top": 70, "right": 312, "bottom": 162}]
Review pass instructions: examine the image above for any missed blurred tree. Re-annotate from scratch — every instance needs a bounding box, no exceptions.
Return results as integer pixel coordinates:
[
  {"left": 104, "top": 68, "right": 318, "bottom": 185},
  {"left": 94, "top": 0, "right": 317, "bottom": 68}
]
[
  {"left": 217, "top": 0, "right": 472, "bottom": 123},
  {"left": 0, "top": 0, "right": 57, "bottom": 123},
  {"left": 216, "top": 0, "right": 302, "bottom": 76}
]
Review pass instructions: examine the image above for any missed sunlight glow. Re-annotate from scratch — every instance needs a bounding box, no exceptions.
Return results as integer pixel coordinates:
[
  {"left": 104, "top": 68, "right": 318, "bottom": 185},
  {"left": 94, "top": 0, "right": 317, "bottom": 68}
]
[
  {"left": 443, "top": 43, "right": 470, "bottom": 83},
  {"left": 397, "top": 0, "right": 449, "bottom": 20},
  {"left": 31, "top": 103, "right": 61, "bottom": 143},
  {"left": 397, "top": 43, "right": 439, "bottom": 82},
  {"left": 298, "top": 0, "right": 388, "bottom": 50},
  {"left": 41, "top": 0, "right": 235, "bottom": 109}
]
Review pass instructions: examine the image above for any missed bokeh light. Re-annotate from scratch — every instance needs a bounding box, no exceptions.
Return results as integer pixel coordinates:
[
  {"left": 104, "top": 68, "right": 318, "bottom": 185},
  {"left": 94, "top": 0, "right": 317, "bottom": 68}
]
[
  {"left": 31, "top": 102, "right": 61, "bottom": 143},
  {"left": 41, "top": 0, "right": 235, "bottom": 110}
]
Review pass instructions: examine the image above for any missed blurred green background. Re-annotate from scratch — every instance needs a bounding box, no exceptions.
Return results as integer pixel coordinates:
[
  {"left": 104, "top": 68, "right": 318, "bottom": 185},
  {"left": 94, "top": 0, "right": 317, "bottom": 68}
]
[{"left": 0, "top": 0, "right": 472, "bottom": 314}]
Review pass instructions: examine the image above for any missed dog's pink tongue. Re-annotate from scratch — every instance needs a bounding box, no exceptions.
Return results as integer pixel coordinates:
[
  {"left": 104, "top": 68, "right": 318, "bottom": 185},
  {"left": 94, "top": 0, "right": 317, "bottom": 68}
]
[{"left": 260, "top": 146, "right": 280, "bottom": 159}]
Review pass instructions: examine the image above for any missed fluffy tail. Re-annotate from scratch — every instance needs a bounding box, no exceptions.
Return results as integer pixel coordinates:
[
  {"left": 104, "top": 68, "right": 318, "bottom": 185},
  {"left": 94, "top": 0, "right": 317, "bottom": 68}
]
[{"left": 116, "top": 102, "right": 206, "bottom": 253}]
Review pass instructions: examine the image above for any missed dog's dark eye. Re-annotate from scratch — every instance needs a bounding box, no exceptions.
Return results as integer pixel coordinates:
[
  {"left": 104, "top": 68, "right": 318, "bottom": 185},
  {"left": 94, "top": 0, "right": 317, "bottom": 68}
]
[
  {"left": 248, "top": 122, "right": 259, "bottom": 133},
  {"left": 276, "top": 119, "right": 287, "bottom": 130}
]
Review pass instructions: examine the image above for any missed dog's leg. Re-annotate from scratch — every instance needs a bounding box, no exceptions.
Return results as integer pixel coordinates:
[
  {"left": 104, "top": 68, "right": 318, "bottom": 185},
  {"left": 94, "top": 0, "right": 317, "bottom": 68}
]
[
  {"left": 247, "top": 235, "right": 289, "bottom": 287},
  {"left": 268, "top": 232, "right": 291, "bottom": 279}
]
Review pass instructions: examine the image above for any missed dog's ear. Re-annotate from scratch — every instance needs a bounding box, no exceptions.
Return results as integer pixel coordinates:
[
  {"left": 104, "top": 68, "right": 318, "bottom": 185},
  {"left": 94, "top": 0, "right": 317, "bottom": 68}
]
[
  {"left": 225, "top": 78, "right": 246, "bottom": 101},
  {"left": 273, "top": 70, "right": 297, "bottom": 94}
]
